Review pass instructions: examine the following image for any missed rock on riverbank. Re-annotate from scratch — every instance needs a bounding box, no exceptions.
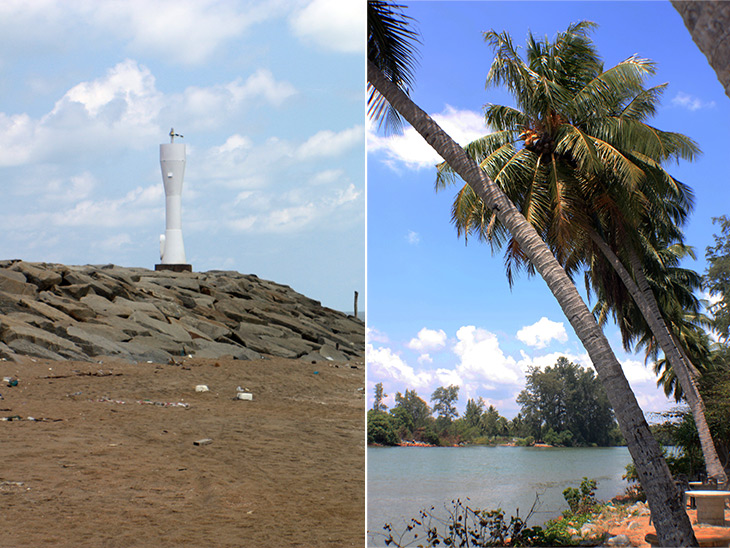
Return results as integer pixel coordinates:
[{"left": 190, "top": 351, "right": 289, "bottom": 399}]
[{"left": 0, "top": 261, "right": 364, "bottom": 364}]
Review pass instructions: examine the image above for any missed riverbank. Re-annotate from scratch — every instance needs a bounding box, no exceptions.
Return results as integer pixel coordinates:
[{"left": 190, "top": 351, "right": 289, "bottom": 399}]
[
  {"left": 386, "top": 440, "right": 592, "bottom": 448},
  {"left": 368, "top": 445, "right": 635, "bottom": 545},
  {"left": 585, "top": 502, "right": 730, "bottom": 547}
]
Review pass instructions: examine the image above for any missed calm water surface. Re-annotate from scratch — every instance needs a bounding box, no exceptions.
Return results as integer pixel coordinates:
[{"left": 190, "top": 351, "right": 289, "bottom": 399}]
[{"left": 367, "top": 445, "right": 632, "bottom": 546}]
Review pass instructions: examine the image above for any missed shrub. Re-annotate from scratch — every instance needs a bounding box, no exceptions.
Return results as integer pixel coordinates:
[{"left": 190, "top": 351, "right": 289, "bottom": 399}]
[
  {"left": 368, "top": 411, "right": 399, "bottom": 446},
  {"left": 563, "top": 477, "right": 597, "bottom": 514}
]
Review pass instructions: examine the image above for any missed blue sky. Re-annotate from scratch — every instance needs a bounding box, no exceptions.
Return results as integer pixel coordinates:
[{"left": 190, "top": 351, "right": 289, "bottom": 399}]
[
  {"left": 0, "top": 0, "right": 364, "bottom": 314},
  {"left": 367, "top": 1, "right": 730, "bottom": 419}
]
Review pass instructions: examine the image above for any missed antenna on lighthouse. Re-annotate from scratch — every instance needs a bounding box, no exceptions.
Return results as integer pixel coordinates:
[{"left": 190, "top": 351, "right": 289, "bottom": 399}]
[
  {"left": 169, "top": 128, "right": 183, "bottom": 143},
  {"left": 155, "top": 129, "right": 192, "bottom": 273}
]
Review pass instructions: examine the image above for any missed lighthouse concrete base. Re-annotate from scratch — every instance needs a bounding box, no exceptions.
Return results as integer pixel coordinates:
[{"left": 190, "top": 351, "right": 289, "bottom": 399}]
[{"left": 155, "top": 264, "right": 192, "bottom": 273}]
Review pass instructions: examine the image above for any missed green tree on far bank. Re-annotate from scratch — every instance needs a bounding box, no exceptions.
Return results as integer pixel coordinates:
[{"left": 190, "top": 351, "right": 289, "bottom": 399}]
[
  {"left": 431, "top": 385, "right": 459, "bottom": 427},
  {"left": 394, "top": 389, "right": 431, "bottom": 429},
  {"left": 373, "top": 382, "right": 388, "bottom": 413},
  {"left": 705, "top": 215, "right": 730, "bottom": 342},
  {"left": 517, "top": 357, "right": 621, "bottom": 446}
]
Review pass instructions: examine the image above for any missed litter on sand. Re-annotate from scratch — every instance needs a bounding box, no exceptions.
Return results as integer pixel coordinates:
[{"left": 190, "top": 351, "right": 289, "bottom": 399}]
[{"left": 95, "top": 396, "right": 190, "bottom": 408}]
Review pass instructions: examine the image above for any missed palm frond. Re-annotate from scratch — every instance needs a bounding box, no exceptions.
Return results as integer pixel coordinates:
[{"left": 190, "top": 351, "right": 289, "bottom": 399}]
[
  {"left": 435, "top": 131, "right": 515, "bottom": 190},
  {"left": 484, "top": 104, "right": 529, "bottom": 131},
  {"left": 619, "top": 83, "right": 667, "bottom": 120},
  {"left": 367, "top": 0, "right": 421, "bottom": 132},
  {"left": 572, "top": 56, "right": 656, "bottom": 122}
]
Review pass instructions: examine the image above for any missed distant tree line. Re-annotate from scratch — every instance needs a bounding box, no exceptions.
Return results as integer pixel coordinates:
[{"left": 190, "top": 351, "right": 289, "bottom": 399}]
[{"left": 368, "top": 357, "right": 623, "bottom": 447}]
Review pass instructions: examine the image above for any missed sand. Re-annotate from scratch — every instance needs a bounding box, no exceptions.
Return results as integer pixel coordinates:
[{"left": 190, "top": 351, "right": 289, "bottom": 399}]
[{"left": 0, "top": 355, "right": 365, "bottom": 547}]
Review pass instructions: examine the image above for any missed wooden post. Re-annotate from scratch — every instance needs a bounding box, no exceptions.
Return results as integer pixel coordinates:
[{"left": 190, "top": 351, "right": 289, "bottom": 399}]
[{"left": 354, "top": 291, "right": 359, "bottom": 319}]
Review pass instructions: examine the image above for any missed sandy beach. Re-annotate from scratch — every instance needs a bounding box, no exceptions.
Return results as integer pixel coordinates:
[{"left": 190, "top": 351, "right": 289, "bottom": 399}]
[{"left": 0, "top": 355, "right": 365, "bottom": 547}]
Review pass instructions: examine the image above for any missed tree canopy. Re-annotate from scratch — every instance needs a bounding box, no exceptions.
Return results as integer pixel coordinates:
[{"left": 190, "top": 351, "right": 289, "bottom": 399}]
[{"left": 517, "top": 357, "right": 621, "bottom": 446}]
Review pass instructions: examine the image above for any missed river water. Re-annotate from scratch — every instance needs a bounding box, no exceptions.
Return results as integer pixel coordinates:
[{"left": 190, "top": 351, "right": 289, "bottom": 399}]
[{"left": 367, "top": 445, "right": 633, "bottom": 546}]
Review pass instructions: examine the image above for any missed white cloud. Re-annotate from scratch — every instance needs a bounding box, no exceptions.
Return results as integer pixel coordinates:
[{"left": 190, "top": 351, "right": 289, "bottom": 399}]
[
  {"left": 620, "top": 358, "right": 656, "bottom": 384},
  {"left": 0, "top": 60, "right": 162, "bottom": 167},
  {"left": 226, "top": 69, "right": 297, "bottom": 106},
  {"left": 367, "top": 343, "right": 432, "bottom": 388},
  {"left": 407, "top": 327, "right": 447, "bottom": 352},
  {"left": 516, "top": 317, "right": 568, "bottom": 349},
  {"left": 367, "top": 327, "right": 390, "bottom": 344},
  {"left": 453, "top": 325, "right": 522, "bottom": 385},
  {"left": 290, "top": 0, "right": 365, "bottom": 54},
  {"left": 226, "top": 183, "right": 361, "bottom": 234},
  {"left": 95, "top": 233, "right": 133, "bottom": 251},
  {"left": 87, "top": 0, "right": 280, "bottom": 65},
  {"left": 418, "top": 354, "right": 433, "bottom": 364},
  {"left": 45, "top": 172, "right": 96, "bottom": 203},
  {"left": 0, "top": 62, "right": 299, "bottom": 169},
  {"left": 178, "top": 70, "right": 297, "bottom": 131},
  {"left": 8, "top": 184, "right": 163, "bottom": 230},
  {"left": 61, "top": 59, "right": 160, "bottom": 120},
  {"left": 406, "top": 230, "right": 420, "bottom": 245},
  {"left": 296, "top": 125, "right": 363, "bottom": 159},
  {"left": 309, "top": 169, "right": 344, "bottom": 186},
  {"left": 368, "top": 105, "right": 487, "bottom": 170},
  {"left": 671, "top": 92, "right": 716, "bottom": 111},
  {"left": 517, "top": 350, "right": 591, "bottom": 373}
]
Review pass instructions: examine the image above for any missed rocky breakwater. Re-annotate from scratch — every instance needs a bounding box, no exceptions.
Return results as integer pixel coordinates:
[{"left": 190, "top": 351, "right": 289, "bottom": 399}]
[{"left": 0, "top": 261, "right": 364, "bottom": 364}]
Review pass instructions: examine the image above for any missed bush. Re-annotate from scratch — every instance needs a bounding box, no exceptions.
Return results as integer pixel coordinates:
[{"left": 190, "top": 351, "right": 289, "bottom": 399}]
[
  {"left": 378, "top": 499, "right": 548, "bottom": 547},
  {"left": 563, "top": 477, "right": 597, "bottom": 514},
  {"left": 513, "top": 436, "right": 536, "bottom": 446},
  {"left": 367, "top": 411, "right": 399, "bottom": 446},
  {"left": 415, "top": 424, "right": 441, "bottom": 446},
  {"left": 622, "top": 463, "right": 646, "bottom": 502}
]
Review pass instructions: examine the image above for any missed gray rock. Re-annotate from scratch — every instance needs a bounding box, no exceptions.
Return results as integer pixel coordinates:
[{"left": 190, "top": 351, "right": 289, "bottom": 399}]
[
  {"left": 65, "top": 325, "right": 133, "bottom": 359},
  {"left": 234, "top": 322, "right": 288, "bottom": 339},
  {"left": 0, "top": 270, "right": 38, "bottom": 296},
  {"left": 10, "top": 262, "right": 62, "bottom": 291},
  {"left": 139, "top": 274, "right": 200, "bottom": 292},
  {"left": 606, "top": 534, "right": 631, "bottom": 547},
  {"left": 80, "top": 294, "right": 134, "bottom": 317},
  {"left": 169, "top": 318, "right": 211, "bottom": 341},
  {"left": 6, "top": 312, "right": 55, "bottom": 331},
  {"left": 7, "top": 338, "right": 66, "bottom": 361},
  {"left": 214, "top": 297, "right": 259, "bottom": 323},
  {"left": 96, "top": 315, "right": 154, "bottom": 338},
  {"left": 579, "top": 523, "right": 605, "bottom": 538},
  {"left": 128, "top": 333, "right": 185, "bottom": 355},
  {"left": 0, "top": 341, "right": 17, "bottom": 360},
  {"left": 114, "top": 298, "right": 166, "bottom": 321},
  {"left": 191, "top": 339, "right": 261, "bottom": 360},
  {"left": 318, "top": 343, "right": 349, "bottom": 362},
  {"left": 38, "top": 292, "right": 96, "bottom": 321},
  {"left": 127, "top": 311, "right": 192, "bottom": 343},
  {"left": 118, "top": 339, "right": 173, "bottom": 363},
  {"left": 154, "top": 299, "right": 186, "bottom": 319},
  {"left": 73, "top": 321, "right": 132, "bottom": 343},
  {"left": 257, "top": 335, "right": 316, "bottom": 358},
  {"left": 0, "top": 263, "right": 363, "bottom": 363},
  {"left": 61, "top": 284, "right": 94, "bottom": 299},
  {"left": 179, "top": 315, "right": 231, "bottom": 341}
]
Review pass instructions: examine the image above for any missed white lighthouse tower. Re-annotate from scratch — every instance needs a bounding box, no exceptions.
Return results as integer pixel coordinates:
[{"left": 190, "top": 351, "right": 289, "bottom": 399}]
[{"left": 155, "top": 129, "right": 192, "bottom": 272}]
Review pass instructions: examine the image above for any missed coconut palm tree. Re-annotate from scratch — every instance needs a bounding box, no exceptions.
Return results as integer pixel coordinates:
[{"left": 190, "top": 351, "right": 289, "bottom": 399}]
[
  {"left": 367, "top": 2, "right": 697, "bottom": 544},
  {"left": 592, "top": 241, "right": 714, "bottom": 399},
  {"left": 436, "top": 23, "right": 726, "bottom": 485}
]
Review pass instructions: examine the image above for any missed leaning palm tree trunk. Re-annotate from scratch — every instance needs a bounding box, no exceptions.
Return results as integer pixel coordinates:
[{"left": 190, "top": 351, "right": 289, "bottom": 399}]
[
  {"left": 368, "top": 59, "right": 698, "bottom": 546},
  {"left": 672, "top": 1, "right": 730, "bottom": 99},
  {"left": 628, "top": 253, "right": 728, "bottom": 485},
  {"left": 591, "top": 233, "right": 728, "bottom": 485}
]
